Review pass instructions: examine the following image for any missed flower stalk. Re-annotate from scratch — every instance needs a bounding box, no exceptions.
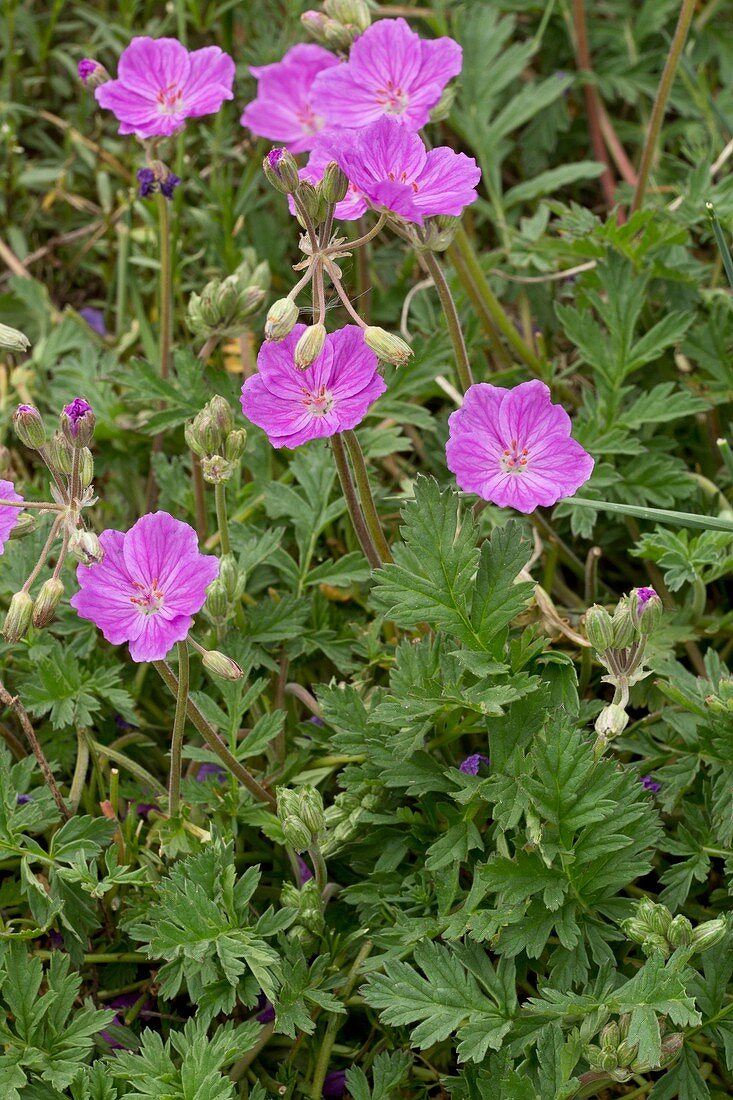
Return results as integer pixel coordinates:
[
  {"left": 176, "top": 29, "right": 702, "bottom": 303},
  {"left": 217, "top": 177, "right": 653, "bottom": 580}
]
[{"left": 167, "top": 641, "right": 190, "bottom": 816}]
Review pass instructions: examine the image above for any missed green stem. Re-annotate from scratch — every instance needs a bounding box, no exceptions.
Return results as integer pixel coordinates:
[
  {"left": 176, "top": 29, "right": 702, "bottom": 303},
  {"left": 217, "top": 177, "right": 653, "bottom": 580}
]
[
  {"left": 451, "top": 227, "right": 542, "bottom": 373},
  {"left": 309, "top": 939, "right": 373, "bottom": 1099},
  {"left": 153, "top": 660, "right": 277, "bottom": 809},
  {"left": 420, "top": 249, "right": 473, "bottom": 391},
  {"left": 308, "top": 842, "right": 328, "bottom": 898},
  {"left": 167, "top": 641, "right": 189, "bottom": 817},
  {"left": 156, "top": 193, "right": 173, "bottom": 380},
  {"left": 68, "top": 728, "right": 90, "bottom": 813},
  {"left": 215, "top": 482, "right": 231, "bottom": 556},
  {"left": 330, "top": 435, "right": 381, "bottom": 570},
  {"left": 89, "top": 739, "right": 166, "bottom": 796},
  {"left": 630, "top": 0, "right": 697, "bottom": 213},
  {"left": 342, "top": 430, "right": 392, "bottom": 564},
  {"left": 191, "top": 454, "right": 208, "bottom": 541}
]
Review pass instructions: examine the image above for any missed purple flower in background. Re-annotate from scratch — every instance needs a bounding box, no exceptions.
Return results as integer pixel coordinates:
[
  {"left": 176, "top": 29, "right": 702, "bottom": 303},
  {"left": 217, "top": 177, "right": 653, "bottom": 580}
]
[
  {"left": 99, "top": 992, "right": 153, "bottom": 1049},
  {"left": 641, "top": 775, "right": 661, "bottom": 794},
  {"left": 62, "top": 397, "right": 93, "bottom": 438},
  {"left": 70, "top": 512, "right": 219, "bottom": 662},
  {"left": 196, "top": 762, "right": 226, "bottom": 782},
  {"left": 446, "top": 380, "right": 594, "bottom": 513},
  {"left": 79, "top": 307, "right": 107, "bottom": 336},
  {"left": 331, "top": 118, "right": 480, "bottom": 225},
  {"left": 159, "top": 172, "right": 181, "bottom": 199},
  {"left": 241, "top": 44, "right": 339, "bottom": 153},
  {"left": 134, "top": 803, "right": 156, "bottom": 818},
  {"left": 312, "top": 18, "right": 462, "bottom": 131},
  {"left": 95, "top": 37, "right": 235, "bottom": 138},
  {"left": 16, "top": 793, "right": 32, "bottom": 805},
  {"left": 240, "top": 325, "right": 385, "bottom": 449},
  {"left": 256, "top": 994, "right": 276, "bottom": 1024},
  {"left": 0, "top": 480, "right": 23, "bottom": 554},
  {"left": 459, "top": 754, "right": 489, "bottom": 775},
  {"left": 322, "top": 1070, "right": 347, "bottom": 1098},
  {"left": 297, "top": 855, "right": 314, "bottom": 884},
  {"left": 137, "top": 167, "right": 156, "bottom": 198}
]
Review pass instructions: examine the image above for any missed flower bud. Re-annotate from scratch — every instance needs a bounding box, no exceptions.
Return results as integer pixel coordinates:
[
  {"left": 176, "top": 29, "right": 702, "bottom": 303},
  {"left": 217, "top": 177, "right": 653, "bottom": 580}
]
[
  {"left": 277, "top": 787, "right": 300, "bottom": 820},
  {"left": 13, "top": 405, "right": 46, "bottom": 450},
  {"left": 48, "top": 431, "right": 73, "bottom": 475},
  {"left": 295, "top": 180, "right": 324, "bottom": 224},
  {"left": 632, "top": 587, "right": 663, "bottom": 634},
  {"left": 3, "top": 591, "right": 34, "bottom": 643},
  {"left": 8, "top": 513, "right": 37, "bottom": 540},
  {"left": 294, "top": 323, "right": 327, "bottom": 369},
  {"left": 594, "top": 704, "right": 628, "bottom": 738},
  {"left": 324, "top": 0, "right": 371, "bottom": 31},
  {"left": 208, "top": 396, "right": 234, "bottom": 439},
  {"left": 601, "top": 1022, "right": 620, "bottom": 1051},
  {"left": 204, "top": 578, "right": 228, "bottom": 621},
  {"left": 321, "top": 161, "right": 349, "bottom": 204},
  {"left": 422, "top": 215, "right": 460, "bottom": 252},
  {"left": 69, "top": 529, "right": 104, "bottom": 566},
  {"left": 641, "top": 932, "right": 671, "bottom": 958},
  {"left": 79, "top": 448, "right": 94, "bottom": 488},
  {"left": 61, "top": 397, "right": 95, "bottom": 448},
  {"left": 298, "top": 786, "right": 325, "bottom": 835},
  {"left": 238, "top": 251, "right": 271, "bottom": 293},
  {"left": 622, "top": 918, "right": 648, "bottom": 944},
  {"left": 615, "top": 1040, "right": 638, "bottom": 1065},
  {"left": 667, "top": 914, "right": 693, "bottom": 948},
  {"left": 281, "top": 814, "right": 313, "bottom": 853},
  {"left": 32, "top": 578, "right": 64, "bottom": 628},
  {"left": 585, "top": 605, "right": 615, "bottom": 653},
  {"left": 0, "top": 322, "right": 30, "bottom": 353},
  {"left": 322, "top": 17, "right": 356, "bottom": 50},
  {"left": 612, "top": 601, "right": 637, "bottom": 648},
  {"left": 78, "top": 58, "right": 109, "bottom": 88},
  {"left": 225, "top": 429, "right": 247, "bottom": 463},
  {"left": 263, "top": 148, "right": 301, "bottom": 195},
  {"left": 265, "top": 298, "right": 299, "bottom": 341},
  {"left": 363, "top": 326, "right": 413, "bottom": 367},
  {"left": 646, "top": 902, "right": 672, "bottom": 938},
  {"left": 201, "top": 649, "right": 244, "bottom": 681},
  {"left": 219, "top": 555, "right": 240, "bottom": 601},
  {"left": 428, "top": 83, "right": 457, "bottom": 124},
  {"left": 691, "top": 917, "right": 728, "bottom": 952},
  {"left": 301, "top": 10, "right": 331, "bottom": 46}
]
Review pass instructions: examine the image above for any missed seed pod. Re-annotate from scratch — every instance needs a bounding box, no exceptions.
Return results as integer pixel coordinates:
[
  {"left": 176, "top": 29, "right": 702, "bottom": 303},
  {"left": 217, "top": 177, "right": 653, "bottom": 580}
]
[
  {"left": 294, "top": 324, "right": 327, "bottom": 369},
  {"left": 3, "top": 591, "right": 34, "bottom": 643},
  {"left": 201, "top": 650, "right": 244, "bottom": 681},
  {"left": 13, "top": 405, "right": 46, "bottom": 450},
  {"left": 363, "top": 326, "right": 413, "bottom": 367},
  {"left": 585, "top": 604, "right": 615, "bottom": 653},
  {"left": 32, "top": 578, "right": 64, "bottom": 628},
  {"left": 265, "top": 298, "right": 299, "bottom": 341}
]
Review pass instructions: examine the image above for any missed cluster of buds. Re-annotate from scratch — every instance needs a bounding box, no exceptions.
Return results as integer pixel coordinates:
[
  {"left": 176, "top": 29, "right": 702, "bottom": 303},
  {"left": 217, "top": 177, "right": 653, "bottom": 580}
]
[
  {"left": 187, "top": 249, "right": 270, "bottom": 342},
  {"left": 622, "top": 897, "right": 728, "bottom": 959},
  {"left": 706, "top": 676, "right": 733, "bottom": 717},
  {"left": 320, "top": 785, "right": 380, "bottom": 858},
  {"left": 204, "top": 553, "right": 244, "bottom": 635},
  {"left": 185, "top": 396, "right": 245, "bottom": 484},
  {"left": 301, "top": 0, "right": 371, "bottom": 52},
  {"left": 277, "top": 785, "right": 326, "bottom": 854},
  {"left": 136, "top": 161, "right": 180, "bottom": 201},
  {"left": 586, "top": 588, "right": 663, "bottom": 753},
  {"left": 281, "top": 878, "right": 325, "bottom": 948},
  {"left": 3, "top": 399, "right": 101, "bottom": 643},
  {"left": 585, "top": 1015, "right": 683, "bottom": 1081}
]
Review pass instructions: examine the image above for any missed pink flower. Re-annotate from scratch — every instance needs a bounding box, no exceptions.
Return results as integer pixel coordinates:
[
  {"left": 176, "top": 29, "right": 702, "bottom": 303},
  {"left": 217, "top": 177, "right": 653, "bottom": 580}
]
[
  {"left": 240, "top": 44, "right": 338, "bottom": 154},
  {"left": 240, "top": 325, "right": 386, "bottom": 449},
  {"left": 311, "top": 18, "right": 462, "bottom": 131},
  {"left": 0, "top": 480, "right": 23, "bottom": 554},
  {"left": 70, "top": 512, "right": 219, "bottom": 662},
  {"left": 95, "top": 37, "right": 235, "bottom": 139},
  {"left": 330, "top": 118, "right": 480, "bottom": 224},
  {"left": 446, "top": 380, "right": 594, "bottom": 513}
]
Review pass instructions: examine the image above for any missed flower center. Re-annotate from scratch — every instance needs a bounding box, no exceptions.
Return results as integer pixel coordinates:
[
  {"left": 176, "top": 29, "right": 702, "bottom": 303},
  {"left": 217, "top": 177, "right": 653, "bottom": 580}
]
[
  {"left": 302, "top": 385, "right": 334, "bottom": 417},
  {"left": 375, "top": 80, "right": 408, "bottom": 115},
  {"left": 130, "top": 578, "right": 165, "bottom": 615},
  {"left": 156, "top": 83, "right": 184, "bottom": 115},
  {"left": 296, "top": 104, "right": 321, "bottom": 135},
  {"left": 499, "top": 438, "right": 529, "bottom": 475},
  {"left": 387, "top": 169, "right": 420, "bottom": 193}
]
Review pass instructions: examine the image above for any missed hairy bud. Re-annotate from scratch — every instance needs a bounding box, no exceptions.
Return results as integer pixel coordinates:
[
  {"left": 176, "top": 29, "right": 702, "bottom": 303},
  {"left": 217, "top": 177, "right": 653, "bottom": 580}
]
[
  {"left": 3, "top": 591, "right": 34, "bottom": 643},
  {"left": 428, "top": 83, "right": 457, "bottom": 124},
  {"left": 324, "top": 0, "right": 371, "bottom": 31},
  {"left": 13, "top": 405, "right": 46, "bottom": 450},
  {"left": 265, "top": 297, "right": 299, "bottom": 341},
  {"left": 294, "top": 323, "right": 327, "bottom": 369},
  {"left": 201, "top": 649, "right": 244, "bottom": 681},
  {"left": 0, "top": 322, "right": 31, "bottom": 353},
  {"left": 321, "top": 161, "right": 349, "bottom": 204},
  {"left": 298, "top": 786, "right": 325, "bottom": 835},
  {"left": 667, "top": 914, "right": 693, "bottom": 948},
  {"left": 585, "top": 604, "right": 615, "bottom": 653},
  {"left": 364, "top": 326, "right": 413, "bottom": 367},
  {"left": 281, "top": 815, "right": 313, "bottom": 853},
  {"left": 32, "top": 578, "right": 64, "bottom": 628},
  {"left": 612, "top": 600, "right": 637, "bottom": 649},
  {"left": 691, "top": 917, "right": 728, "bottom": 952},
  {"left": 61, "top": 398, "right": 95, "bottom": 448},
  {"left": 225, "top": 429, "right": 247, "bottom": 463},
  {"left": 263, "top": 148, "right": 301, "bottom": 195},
  {"left": 69, "top": 529, "right": 104, "bottom": 566},
  {"left": 631, "top": 586, "right": 663, "bottom": 634},
  {"left": 594, "top": 703, "right": 628, "bottom": 738},
  {"left": 47, "top": 431, "right": 73, "bottom": 475},
  {"left": 8, "top": 513, "right": 37, "bottom": 541}
]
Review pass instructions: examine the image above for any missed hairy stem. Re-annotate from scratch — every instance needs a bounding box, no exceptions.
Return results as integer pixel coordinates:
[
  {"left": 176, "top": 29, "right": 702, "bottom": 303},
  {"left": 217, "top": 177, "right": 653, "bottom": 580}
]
[
  {"left": 572, "top": 0, "right": 618, "bottom": 209},
  {"left": 331, "top": 434, "right": 381, "bottom": 570},
  {"left": 68, "top": 727, "right": 90, "bottom": 813},
  {"left": 420, "top": 249, "right": 474, "bottom": 391},
  {"left": 630, "top": 0, "right": 697, "bottom": 213},
  {"left": 0, "top": 682, "right": 70, "bottom": 820},
  {"left": 156, "top": 193, "right": 173, "bottom": 380},
  {"left": 167, "top": 641, "right": 189, "bottom": 817},
  {"left": 214, "top": 481, "right": 231, "bottom": 556},
  {"left": 343, "top": 430, "right": 392, "bottom": 564}
]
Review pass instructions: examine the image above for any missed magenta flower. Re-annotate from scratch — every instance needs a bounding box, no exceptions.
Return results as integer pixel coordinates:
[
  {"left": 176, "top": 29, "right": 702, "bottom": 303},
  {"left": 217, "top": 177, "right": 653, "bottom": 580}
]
[
  {"left": 70, "top": 512, "right": 219, "bottom": 662},
  {"left": 459, "top": 753, "right": 489, "bottom": 775},
  {"left": 240, "top": 44, "right": 338, "bottom": 154},
  {"left": 240, "top": 325, "right": 386, "bottom": 449},
  {"left": 0, "top": 480, "right": 23, "bottom": 554},
  {"left": 446, "top": 381, "right": 594, "bottom": 514},
  {"left": 61, "top": 397, "right": 94, "bottom": 438},
  {"left": 640, "top": 774, "right": 661, "bottom": 794},
  {"left": 635, "top": 587, "right": 658, "bottom": 610},
  {"left": 311, "top": 18, "right": 462, "bottom": 131},
  {"left": 95, "top": 37, "right": 235, "bottom": 139},
  {"left": 330, "top": 118, "right": 480, "bottom": 225}
]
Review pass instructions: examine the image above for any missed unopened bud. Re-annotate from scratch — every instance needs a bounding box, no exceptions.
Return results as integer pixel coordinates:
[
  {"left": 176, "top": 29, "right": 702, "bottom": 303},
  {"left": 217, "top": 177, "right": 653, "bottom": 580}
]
[
  {"left": 364, "top": 326, "right": 413, "bottom": 367},
  {"left": 32, "top": 578, "right": 64, "bottom": 628},
  {"left": 428, "top": 83, "right": 457, "bottom": 124},
  {"left": 295, "top": 180, "right": 324, "bottom": 225},
  {"left": 13, "top": 405, "right": 46, "bottom": 450},
  {"left": 612, "top": 601, "right": 637, "bottom": 648},
  {"left": 321, "top": 161, "right": 349, "bottom": 204},
  {"left": 48, "top": 431, "right": 73, "bottom": 475},
  {"left": 3, "top": 591, "right": 34, "bottom": 643},
  {"left": 294, "top": 323, "right": 327, "bottom": 369},
  {"left": 281, "top": 815, "right": 313, "bottom": 853},
  {"left": 641, "top": 932, "right": 671, "bottom": 958},
  {"left": 277, "top": 788, "right": 300, "bottom": 821},
  {"left": 201, "top": 649, "right": 244, "bottom": 681},
  {"left": 265, "top": 298, "right": 299, "bottom": 341},
  {"left": 61, "top": 397, "right": 95, "bottom": 448},
  {"left": 646, "top": 902, "right": 672, "bottom": 937},
  {"left": 616, "top": 1039, "right": 638, "bottom": 1065},
  {"left": 594, "top": 703, "right": 628, "bottom": 738},
  {"left": 78, "top": 58, "right": 109, "bottom": 88},
  {"left": 225, "top": 429, "right": 247, "bottom": 463},
  {"left": 422, "top": 214, "right": 460, "bottom": 252},
  {"left": 667, "top": 914, "right": 693, "bottom": 948},
  {"left": 585, "top": 605, "right": 615, "bottom": 652},
  {"left": 298, "top": 786, "right": 325, "bottom": 835},
  {"left": 301, "top": 10, "right": 331, "bottom": 45},
  {"left": 79, "top": 447, "right": 94, "bottom": 488},
  {"left": 9, "top": 513, "right": 37, "bottom": 540},
  {"left": 263, "top": 148, "right": 301, "bottom": 195},
  {"left": 69, "top": 529, "right": 104, "bottom": 566},
  {"left": 691, "top": 917, "right": 728, "bottom": 952},
  {"left": 208, "top": 396, "right": 234, "bottom": 438},
  {"left": 601, "top": 1022, "right": 620, "bottom": 1051},
  {"left": 324, "top": 0, "right": 371, "bottom": 31},
  {"left": 0, "top": 322, "right": 30, "bottom": 353},
  {"left": 204, "top": 578, "right": 228, "bottom": 621},
  {"left": 632, "top": 587, "right": 663, "bottom": 634},
  {"left": 218, "top": 555, "right": 240, "bottom": 601}
]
